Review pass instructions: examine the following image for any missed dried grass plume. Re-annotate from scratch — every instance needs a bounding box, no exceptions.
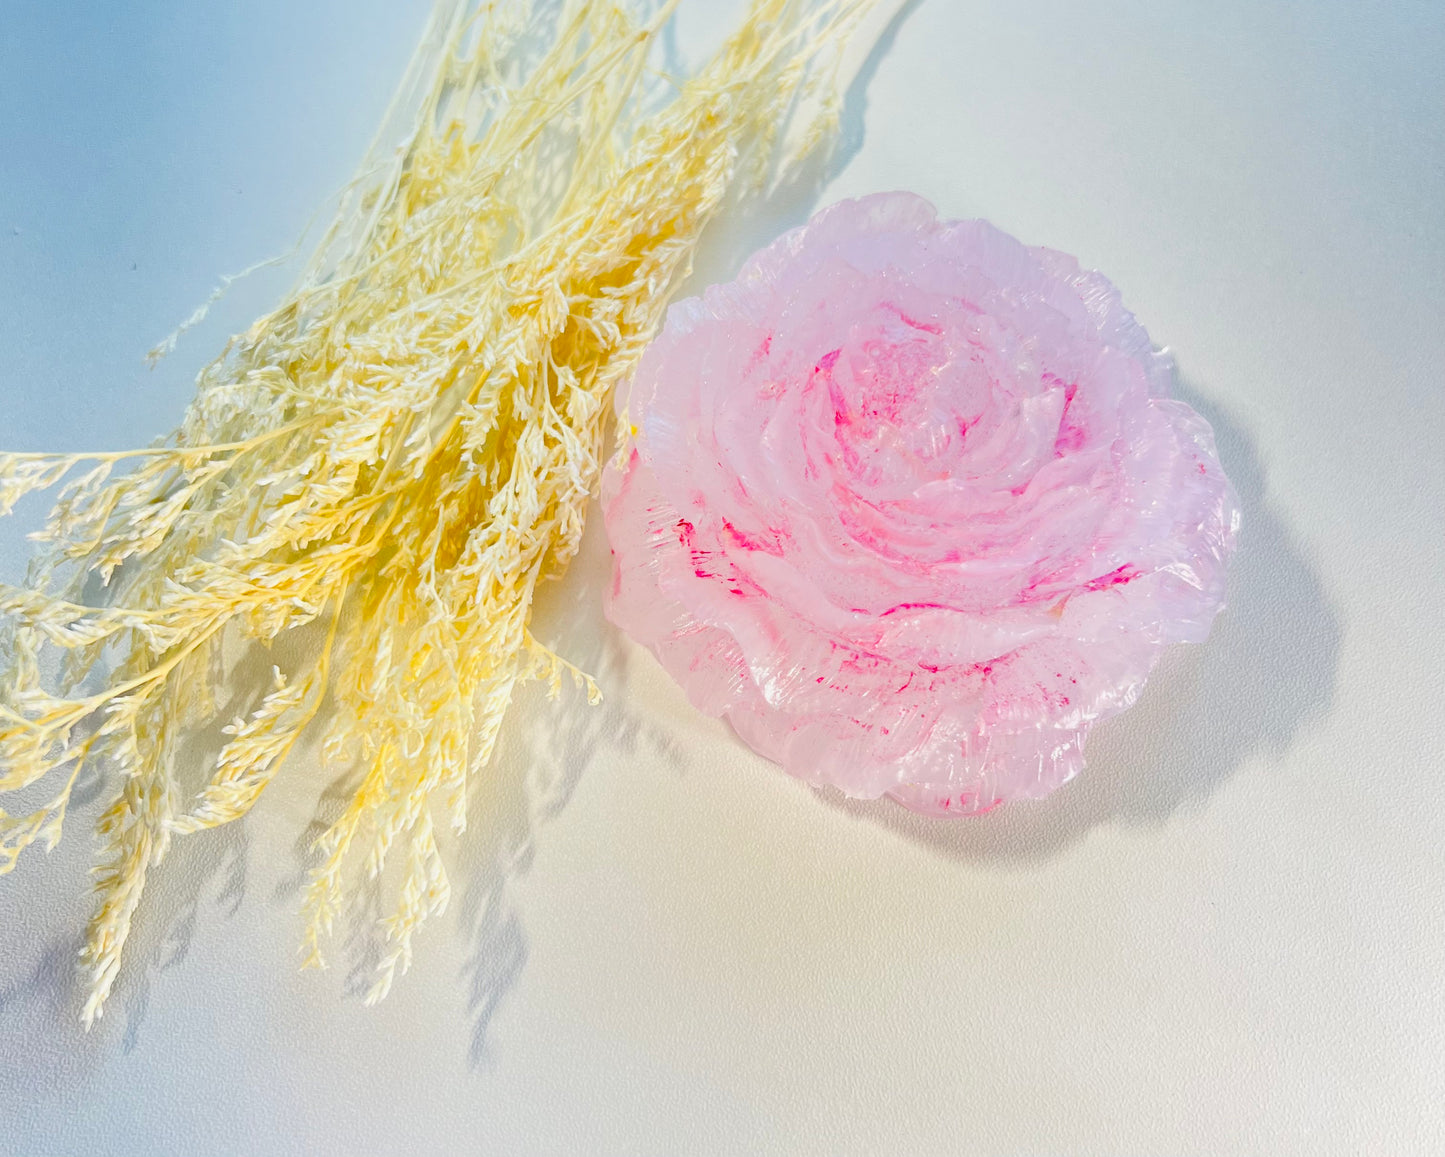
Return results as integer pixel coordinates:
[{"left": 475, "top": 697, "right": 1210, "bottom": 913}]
[{"left": 0, "top": 0, "right": 879, "bottom": 1024}]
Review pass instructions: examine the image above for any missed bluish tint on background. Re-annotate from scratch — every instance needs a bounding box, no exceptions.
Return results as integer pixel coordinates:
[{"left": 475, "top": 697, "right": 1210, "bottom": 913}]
[{"left": 0, "top": 3, "right": 1442, "bottom": 1154}]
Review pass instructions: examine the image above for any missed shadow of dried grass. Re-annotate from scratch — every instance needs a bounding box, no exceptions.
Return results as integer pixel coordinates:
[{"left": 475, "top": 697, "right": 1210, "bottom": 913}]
[
  {"left": 0, "top": 640, "right": 267, "bottom": 1098},
  {"left": 104, "top": 626, "right": 312, "bottom": 1050},
  {"left": 447, "top": 509, "right": 683, "bottom": 1065},
  {"left": 0, "top": 0, "right": 921, "bottom": 1079},
  {"left": 240, "top": 506, "right": 682, "bottom": 1064},
  {"left": 434, "top": 2, "right": 926, "bottom": 1064},
  {"left": 0, "top": 936, "right": 95, "bottom": 1111}
]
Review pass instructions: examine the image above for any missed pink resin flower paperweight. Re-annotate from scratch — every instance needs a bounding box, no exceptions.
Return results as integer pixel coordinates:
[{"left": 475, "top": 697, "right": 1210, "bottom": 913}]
[{"left": 602, "top": 192, "right": 1239, "bottom": 816}]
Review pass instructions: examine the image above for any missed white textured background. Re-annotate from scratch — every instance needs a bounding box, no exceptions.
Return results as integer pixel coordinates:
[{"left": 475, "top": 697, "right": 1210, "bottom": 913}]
[{"left": 2, "top": 2, "right": 1442, "bottom": 1154}]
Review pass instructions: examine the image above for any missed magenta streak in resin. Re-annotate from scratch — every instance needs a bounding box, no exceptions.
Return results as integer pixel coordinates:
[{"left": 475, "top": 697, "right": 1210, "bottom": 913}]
[{"left": 602, "top": 192, "right": 1239, "bottom": 816}]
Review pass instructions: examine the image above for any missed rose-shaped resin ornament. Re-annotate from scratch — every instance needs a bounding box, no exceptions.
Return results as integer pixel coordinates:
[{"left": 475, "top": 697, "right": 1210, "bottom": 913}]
[{"left": 602, "top": 192, "right": 1238, "bottom": 816}]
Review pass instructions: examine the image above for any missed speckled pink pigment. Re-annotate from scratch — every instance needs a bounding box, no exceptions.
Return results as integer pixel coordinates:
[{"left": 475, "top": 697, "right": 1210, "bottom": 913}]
[{"left": 602, "top": 192, "right": 1239, "bottom": 816}]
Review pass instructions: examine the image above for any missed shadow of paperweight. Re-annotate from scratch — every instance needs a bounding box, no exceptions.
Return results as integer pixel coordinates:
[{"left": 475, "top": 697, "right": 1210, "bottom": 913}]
[{"left": 821, "top": 379, "right": 1341, "bottom": 864}]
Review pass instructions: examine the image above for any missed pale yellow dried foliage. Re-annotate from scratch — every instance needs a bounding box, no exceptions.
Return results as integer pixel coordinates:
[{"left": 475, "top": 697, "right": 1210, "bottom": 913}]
[{"left": 0, "top": 0, "right": 876, "bottom": 1024}]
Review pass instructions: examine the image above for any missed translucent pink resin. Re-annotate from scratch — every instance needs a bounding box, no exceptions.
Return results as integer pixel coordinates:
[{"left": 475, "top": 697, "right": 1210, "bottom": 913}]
[{"left": 602, "top": 192, "right": 1239, "bottom": 816}]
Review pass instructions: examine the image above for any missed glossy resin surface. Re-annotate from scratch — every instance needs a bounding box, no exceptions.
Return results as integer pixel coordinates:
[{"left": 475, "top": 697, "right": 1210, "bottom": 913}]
[{"left": 604, "top": 192, "right": 1239, "bottom": 815}]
